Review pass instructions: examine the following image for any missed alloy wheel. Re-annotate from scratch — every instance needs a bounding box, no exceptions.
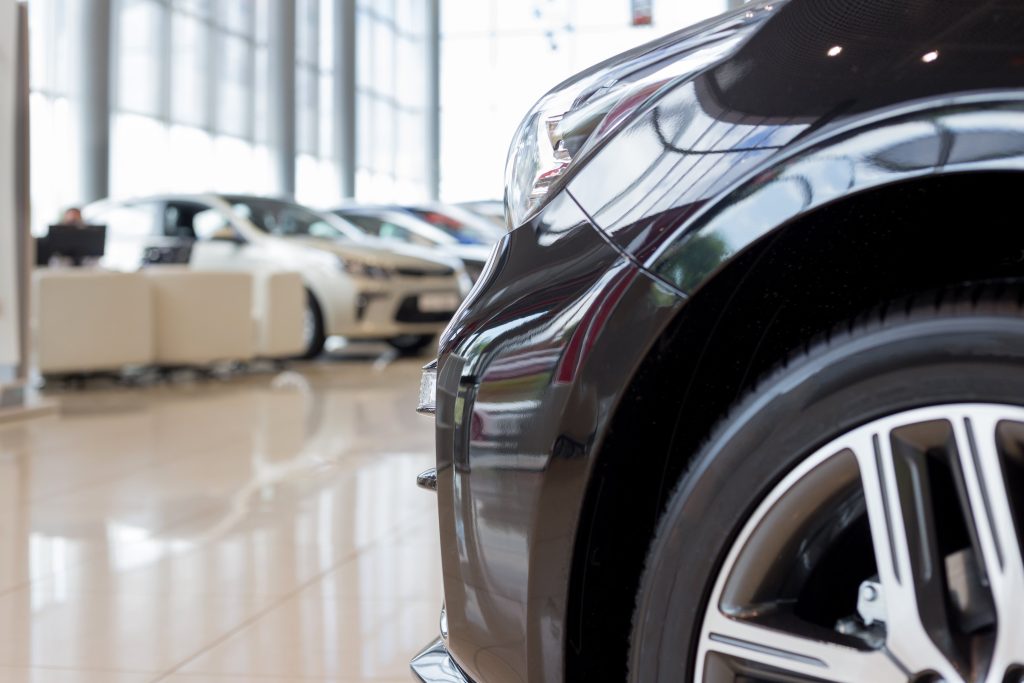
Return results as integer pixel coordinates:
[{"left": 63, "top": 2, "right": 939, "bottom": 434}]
[{"left": 696, "top": 404, "right": 1024, "bottom": 682}]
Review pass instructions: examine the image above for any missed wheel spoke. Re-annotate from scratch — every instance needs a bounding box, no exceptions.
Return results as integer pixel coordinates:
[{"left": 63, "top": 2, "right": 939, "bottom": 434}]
[
  {"left": 699, "top": 405, "right": 1024, "bottom": 683},
  {"left": 850, "top": 429, "right": 964, "bottom": 681},
  {"left": 952, "top": 411, "right": 1024, "bottom": 682},
  {"left": 699, "top": 610, "right": 905, "bottom": 681}
]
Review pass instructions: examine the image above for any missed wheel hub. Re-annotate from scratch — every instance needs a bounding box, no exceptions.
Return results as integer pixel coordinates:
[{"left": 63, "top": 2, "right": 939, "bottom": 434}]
[{"left": 695, "top": 404, "right": 1024, "bottom": 683}]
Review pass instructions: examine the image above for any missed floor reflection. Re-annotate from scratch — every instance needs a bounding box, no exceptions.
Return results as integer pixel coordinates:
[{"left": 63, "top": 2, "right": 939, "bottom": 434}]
[{"left": 0, "top": 357, "right": 441, "bottom": 681}]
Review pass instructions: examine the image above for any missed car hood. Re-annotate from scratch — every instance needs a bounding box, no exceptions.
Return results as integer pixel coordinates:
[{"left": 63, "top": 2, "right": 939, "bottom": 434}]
[{"left": 286, "top": 236, "right": 461, "bottom": 272}]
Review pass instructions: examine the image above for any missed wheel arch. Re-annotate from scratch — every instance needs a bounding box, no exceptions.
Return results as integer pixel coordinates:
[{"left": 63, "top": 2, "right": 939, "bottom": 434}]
[{"left": 564, "top": 169, "right": 1024, "bottom": 681}]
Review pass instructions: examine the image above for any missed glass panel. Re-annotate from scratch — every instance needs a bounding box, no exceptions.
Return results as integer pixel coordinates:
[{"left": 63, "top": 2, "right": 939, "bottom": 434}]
[
  {"left": 218, "top": 0, "right": 253, "bottom": 33},
  {"left": 28, "top": 0, "right": 79, "bottom": 95},
  {"left": 254, "top": 0, "right": 270, "bottom": 43},
  {"left": 253, "top": 44, "right": 269, "bottom": 143},
  {"left": 172, "top": 0, "right": 211, "bottom": 18},
  {"left": 396, "top": 108, "right": 424, "bottom": 182},
  {"left": 372, "top": 98, "right": 395, "bottom": 178},
  {"left": 395, "top": 0, "right": 425, "bottom": 38},
  {"left": 213, "top": 136, "right": 271, "bottom": 193},
  {"left": 29, "top": 94, "right": 79, "bottom": 235},
  {"left": 319, "top": 0, "right": 335, "bottom": 67},
  {"left": 171, "top": 12, "right": 208, "bottom": 127},
  {"left": 118, "top": 0, "right": 163, "bottom": 115},
  {"left": 111, "top": 113, "right": 169, "bottom": 197},
  {"left": 166, "top": 125, "right": 214, "bottom": 192},
  {"left": 356, "top": 93, "right": 373, "bottom": 174},
  {"left": 319, "top": 71, "right": 334, "bottom": 159},
  {"left": 395, "top": 35, "right": 425, "bottom": 107},
  {"left": 296, "top": 155, "right": 340, "bottom": 208},
  {"left": 356, "top": 9, "right": 375, "bottom": 89},
  {"left": 296, "top": 67, "right": 319, "bottom": 155},
  {"left": 371, "top": 17, "right": 395, "bottom": 95},
  {"left": 370, "top": 0, "right": 395, "bottom": 22},
  {"left": 218, "top": 35, "right": 252, "bottom": 138},
  {"left": 296, "top": 0, "right": 319, "bottom": 66}
]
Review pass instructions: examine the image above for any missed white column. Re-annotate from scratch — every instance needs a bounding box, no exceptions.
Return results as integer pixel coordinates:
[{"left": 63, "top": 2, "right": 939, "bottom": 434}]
[
  {"left": 269, "top": 0, "right": 297, "bottom": 198},
  {"left": 78, "top": 0, "right": 113, "bottom": 203},
  {"left": 334, "top": 0, "right": 356, "bottom": 199},
  {"left": 426, "top": 0, "right": 440, "bottom": 200},
  {"left": 0, "top": 0, "right": 20, "bottom": 381}
]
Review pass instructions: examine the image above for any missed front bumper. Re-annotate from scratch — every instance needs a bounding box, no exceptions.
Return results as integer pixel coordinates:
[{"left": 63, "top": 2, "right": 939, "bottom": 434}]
[
  {"left": 326, "top": 276, "right": 461, "bottom": 339},
  {"left": 411, "top": 638, "right": 472, "bottom": 683},
  {"left": 410, "top": 188, "right": 688, "bottom": 681}
]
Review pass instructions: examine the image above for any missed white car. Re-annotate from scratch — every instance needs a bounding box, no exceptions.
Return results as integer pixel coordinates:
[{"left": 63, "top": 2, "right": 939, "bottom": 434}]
[
  {"left": 332, "top": 204, "right": 497, "bottom": 282},
  {"left": 84, "top": 194, "right": 469, "bottom": 357}
]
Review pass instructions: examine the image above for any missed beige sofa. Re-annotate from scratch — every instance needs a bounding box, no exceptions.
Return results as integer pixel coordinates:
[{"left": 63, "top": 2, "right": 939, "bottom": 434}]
[
  {"left": 33, "top": 267, "right": 304, "bottom": 375},
  {"left": 33, "top": 270, "right": 154, "bottom": 374},
  {"left": 252, "top": 269, "right": 306, "bottom": 359},
  {"left": 143, "top": 267, "right": 255, "bottom": 366}
]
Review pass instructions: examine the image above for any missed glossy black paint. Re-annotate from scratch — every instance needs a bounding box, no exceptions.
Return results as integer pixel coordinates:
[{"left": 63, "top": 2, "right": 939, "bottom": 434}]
[{"left": 424, "top": 2, "right": 1024, "bottom": 682}]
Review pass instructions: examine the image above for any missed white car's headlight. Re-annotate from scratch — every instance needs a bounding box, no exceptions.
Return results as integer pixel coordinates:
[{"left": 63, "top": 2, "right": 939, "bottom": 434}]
[
  {"left": 338, "top": 256, "right": 391, "bottom": 280},
  {"left": 503, "top": 6, "right": 765, "bottom": 230}
]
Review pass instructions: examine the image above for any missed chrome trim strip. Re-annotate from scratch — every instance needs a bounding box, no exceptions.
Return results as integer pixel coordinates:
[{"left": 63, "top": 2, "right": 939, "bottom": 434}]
[{"left": 411, "top": 637, "right": 471, "bottom": 683}]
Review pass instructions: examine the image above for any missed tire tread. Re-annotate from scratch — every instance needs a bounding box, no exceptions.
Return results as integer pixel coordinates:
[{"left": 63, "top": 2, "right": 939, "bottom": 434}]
[{"left": 628, "top": 277, "right": 1024, "bottom": 681}]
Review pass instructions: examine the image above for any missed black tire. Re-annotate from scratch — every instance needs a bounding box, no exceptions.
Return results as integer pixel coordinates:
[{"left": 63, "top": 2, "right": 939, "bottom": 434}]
[
  {"left": 300, "top": 290, "right": 326, "bottom": 359},
  {"left": 629, "top": 283, "right": 1024, "bottom": 682},
  {"left": 387, "top": 334, "right": 435, "bottom": 356}
]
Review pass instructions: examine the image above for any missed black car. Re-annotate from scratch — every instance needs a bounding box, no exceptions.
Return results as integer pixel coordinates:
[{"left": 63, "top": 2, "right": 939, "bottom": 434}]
[{"left": 413, "top": 2, "right": 1024, "bottom": 681}]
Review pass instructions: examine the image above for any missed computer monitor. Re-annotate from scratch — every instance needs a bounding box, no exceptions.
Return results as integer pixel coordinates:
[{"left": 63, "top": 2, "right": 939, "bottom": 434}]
[{"left": 36, "top": 224, "right": 107, "bottom": 266}]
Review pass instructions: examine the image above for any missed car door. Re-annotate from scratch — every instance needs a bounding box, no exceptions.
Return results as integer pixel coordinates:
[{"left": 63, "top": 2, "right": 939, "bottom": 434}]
[{"left": 164, "top": 200, "right": 273, "bottom": 272}]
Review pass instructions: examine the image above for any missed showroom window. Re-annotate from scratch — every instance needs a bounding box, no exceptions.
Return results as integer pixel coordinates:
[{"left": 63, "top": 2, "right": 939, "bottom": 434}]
[
  {"left": 295, "top": 0, "right": 341, "bottom": 208},
  {"left": 27, "top": 0, "right": 439, "bottom": 224},
  {"left": 27, "top": 0, "right": 83, "bottom": 233},
  {"left": 439, "top": 0, "right": 730, "bottom": 202},
  {"left": 111, "top": 0, "right": 274, "bottom": 200},
  {"left": 355, "top": 0, "right": 432, "bottom": 204}
]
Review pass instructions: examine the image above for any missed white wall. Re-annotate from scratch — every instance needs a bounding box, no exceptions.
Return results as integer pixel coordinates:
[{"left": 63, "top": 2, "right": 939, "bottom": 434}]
[{"left": 0, "top": 0, "right": 20, "bottom": 368}]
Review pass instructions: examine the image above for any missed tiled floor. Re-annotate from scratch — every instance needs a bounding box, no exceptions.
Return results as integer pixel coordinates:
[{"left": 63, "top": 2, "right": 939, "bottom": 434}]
[{"left": 0, "top": 351, "right": 442, "bottom": 682}]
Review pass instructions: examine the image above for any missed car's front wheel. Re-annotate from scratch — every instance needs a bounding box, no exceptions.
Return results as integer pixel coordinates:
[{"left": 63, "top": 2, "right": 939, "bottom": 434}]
[
  {"left": 299, "top": 290, "right": 326, "bottom": 359},
  {"left": 629, "top": 284, "right": 1024, "bottom": 683}
]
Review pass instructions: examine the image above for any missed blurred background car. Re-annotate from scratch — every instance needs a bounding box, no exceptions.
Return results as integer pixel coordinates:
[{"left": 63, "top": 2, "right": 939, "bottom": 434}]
[
  {"left": 399, "top": 202, "right": 506, "bottom": 244},
  {"left": 86, "top": 194, "right": 466, "bottom": 357},
  {"left": 333, "top": 203, "right": 494, "bottom": 283},
  {"left": 455, "top": 199, "right": 506, "bottom": 228}
]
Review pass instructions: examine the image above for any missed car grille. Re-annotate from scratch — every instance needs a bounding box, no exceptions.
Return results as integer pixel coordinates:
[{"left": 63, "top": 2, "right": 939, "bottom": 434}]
[
  {"left": 395, "top": 266, "right": 455, "bottom": 278},
  {"left": 395, "top": 296, "right": 455, "bottom": 323}
]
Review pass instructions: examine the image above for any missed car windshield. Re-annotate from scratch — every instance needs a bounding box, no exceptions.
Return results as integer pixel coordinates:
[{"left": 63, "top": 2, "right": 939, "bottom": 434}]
[
  {"left": 404, "top": 207, "right": 501, "bottom": 245},
  {"left": 223, "top": 196, "right": 361, "bottom": 241}
]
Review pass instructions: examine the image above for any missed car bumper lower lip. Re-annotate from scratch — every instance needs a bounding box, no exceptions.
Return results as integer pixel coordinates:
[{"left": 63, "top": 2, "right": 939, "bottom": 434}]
[{"left": 410, "top": 637, "right": 472, "bottom": 683}]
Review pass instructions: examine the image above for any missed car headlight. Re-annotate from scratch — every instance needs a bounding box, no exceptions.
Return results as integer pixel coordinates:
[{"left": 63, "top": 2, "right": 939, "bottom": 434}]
[
  {"left": 503, "top": 5, "right": 767, "bottom": 230},
  {"left": 338, "top": 256, "right": 391, "bottom": 279}
]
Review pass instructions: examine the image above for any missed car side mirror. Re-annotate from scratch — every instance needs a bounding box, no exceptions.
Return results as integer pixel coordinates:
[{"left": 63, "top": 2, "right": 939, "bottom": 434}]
[{"left": 210, "top": 228, "right": 245, "bottom": 245}]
